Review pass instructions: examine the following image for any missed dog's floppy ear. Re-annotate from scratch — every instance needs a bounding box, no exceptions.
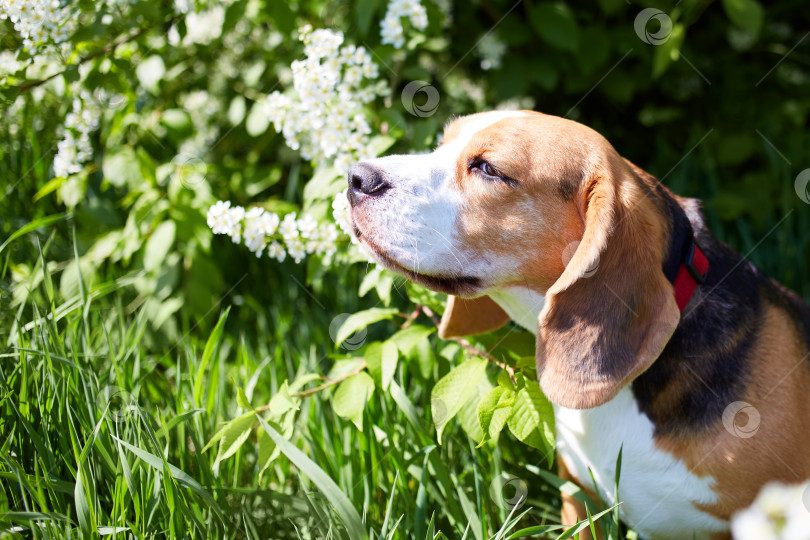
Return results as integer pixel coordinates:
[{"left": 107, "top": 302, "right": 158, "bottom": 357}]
[
  {"left": 536, "top": 164, "right": 681, "bottom": 409},
  {"left": 439, "top": 296, "right": 510, "bottom": 338}
]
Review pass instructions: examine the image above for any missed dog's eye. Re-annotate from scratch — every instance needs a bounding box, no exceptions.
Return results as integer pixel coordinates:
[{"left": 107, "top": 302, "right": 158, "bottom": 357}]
[
  {"left": 470, "top": 158, "right": 518, "bottom": 187},
  {"left": 479, "top": 161, "right": 500, "bottom": 177}
]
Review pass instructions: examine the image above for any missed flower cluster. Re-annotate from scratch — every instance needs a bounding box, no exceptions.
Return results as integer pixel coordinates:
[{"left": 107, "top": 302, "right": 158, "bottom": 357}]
[
  {"left": 168, "top": 5, "right": 226, "bottom": 46},
  {"left": 264, "top": 26, "right": 387, "bottom": 172},
  {"left": 731, "top": 481, "right": 810, "bottom": 540},
  {"left": 0, "top": 0, "right": 73, "bottom": 50},
  {"left": 478, "top": 33, "right": 507, "bottom": 70},
  {"left": 380, "top": 0, "right": 428, "bottom": 49},
  {"left": 53, "top": 92, "right": 100, "bottom": 178},
  {"left": 331, "top": 190, "right": 353, "bottom": 238},
  {"left": 207, "top": 201, "right": 341, "bottom": 263}
]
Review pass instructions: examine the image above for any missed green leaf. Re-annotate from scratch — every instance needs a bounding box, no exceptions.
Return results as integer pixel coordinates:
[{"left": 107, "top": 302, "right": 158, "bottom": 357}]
[
  {"left": 722, "top": 0, "right": 764, "bottom": 37},
  {"left": 389, "top": 325, "right": 435, "bottom": 357},
  {"left": 194, "top": 307, "right": 230, "bottom": 407},
  {"left": 652, "top": 23, "right": 685, "bottom": 79},
  {"left": 102, "top": 147, "right": 143, "bottom": 189},
  {"left": 246, "top": 100, "right": 270, "bottom": 137},
  {"left": 507, "top": 377, "right": 555, "bottom": 460},
  {"left": 303, "top": 166, "right": 343, "bottom": 202},
  {"left": 112, "top": 436, "right": 223, "bottom": 515},
  {"left": 332, "top": 372, "right": 375, "bottom": 430},
  {"left": 74, "top": 466, "right": 93, "bottom": 537},
  {"left": 144, "top": 221, "right": 176, "bottom": 272},
  {"left": 256, "top": 409, "right": 295, "bottom": 477},
  {"left": 366, "top": 341, "right": 399, "bottom": 390},
  {"left": 334, "top": 307, "right": 398, "bottom": 346},
  {"left": 267, "top": 0, "right": 295, "bottom": 34},
  {"left": 431, "top": 357, "right": 488, "bottom": 443},
  {"left": 255, "top": 416, "right": 367, "bottom": 539},
  {"left": 354, "top": 0, "right": 379, "bottom": 36},
  {"left": 135, "top": 55, "right": 165, "bottom": 94},
  {"left": 529, "top": 2, "right": 580, "bottom": 52},
  {"left": 0, "top": 213, "right": 69, "bottom": 255},
  {"left": 267, "top": 381, "right": 298, "bottom": 416},
  {"left": 476, "top": 383, "right": 515, "bottom": 446},
  {"left": 236, "top": 386, "right": 252, "bottom": 409},
  {"left": 212, "top": 412, "right": 255, "bottom": 465},
  {"left": 457, "top": 374, "right": 494, "bottom": 443}
]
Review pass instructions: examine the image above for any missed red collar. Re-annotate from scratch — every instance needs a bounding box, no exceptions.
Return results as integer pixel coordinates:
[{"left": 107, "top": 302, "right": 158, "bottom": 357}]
[{"left": 673, "top": 240, "right": 709, "bottom": 311}]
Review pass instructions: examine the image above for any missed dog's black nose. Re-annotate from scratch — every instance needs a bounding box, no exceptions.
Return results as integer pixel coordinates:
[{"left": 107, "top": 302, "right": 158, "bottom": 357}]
[{"left": 348, "top": 163, "right": 390, "bottom": 206}]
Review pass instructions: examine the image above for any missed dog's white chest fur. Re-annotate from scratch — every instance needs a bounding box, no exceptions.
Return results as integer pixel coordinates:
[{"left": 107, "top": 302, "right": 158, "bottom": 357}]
[
  {"left": 555, "top": 391, "right": 727, "bottom": 539},
  {"left": 490, "top": 287, "right": 728, "bottom": 539}
]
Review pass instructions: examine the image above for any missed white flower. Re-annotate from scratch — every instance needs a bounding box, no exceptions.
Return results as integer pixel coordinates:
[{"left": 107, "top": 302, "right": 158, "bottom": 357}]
[
  {"left": 380, "top": 0, "right": 429, "bottom": 49},
  {"left": 242, "top": 207, "right": 267, "bottom": 255},
  {"left": 332, "top": 189, "right": 352, "bottom": 236},
  {"left": 259, "top": 212, "right": 280, "bottom": 236},
  {"left": 297, "top": 213, "right": 319, "bottom": 238},
  {"left": 207, "top": 201, "right": 232, "bottom": 234},
  {"left": 478, "top": 33, "right": 507, "bottom": 71},
  {"left": 206, "top": 200, "right": 348, "bottom": 264},
  {"left": 285, "top": 237, "right": 307, "bottom": 263},
  {"left": 0, "top": 0, "right": 74, "bottom": 52},
  {"left": 53, "top": 92, "right": 100, "bottom": 178},
  {"left": 226, "top": 205, "right": 245, "bottom": 243},
  {"left": 262, "top": 27, "right": 386, "bottom": 169},
  {"left": 266, "top": 240, "right": 286, "bottom": 262},
  {"left": 183, "top": 6, "right": 225, "bottom": 45},
  {"left": 279, "top": 213, "right": 299, "bottom": 241},
  {"left": 731, "top": 481, "right": 810, "bottom": 540}
]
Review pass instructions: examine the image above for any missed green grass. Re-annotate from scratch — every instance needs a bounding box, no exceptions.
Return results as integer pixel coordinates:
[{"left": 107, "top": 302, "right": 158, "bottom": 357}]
[{"left": 0, "top": 240, "right": 621, "bottom": 539}]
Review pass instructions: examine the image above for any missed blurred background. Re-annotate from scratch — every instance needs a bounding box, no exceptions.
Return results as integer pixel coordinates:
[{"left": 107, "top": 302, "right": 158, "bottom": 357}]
[{"left": 1, "top": 0, "right": 809, "bottom": 538}]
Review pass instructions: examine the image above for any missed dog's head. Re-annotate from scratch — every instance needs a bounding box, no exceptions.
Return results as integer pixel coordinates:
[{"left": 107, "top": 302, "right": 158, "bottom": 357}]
[{"left": 348, "top": 111, "right": 681, "bottom": 409}]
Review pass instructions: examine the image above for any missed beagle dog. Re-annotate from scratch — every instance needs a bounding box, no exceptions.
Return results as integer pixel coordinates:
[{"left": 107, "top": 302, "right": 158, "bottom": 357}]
[{"left": 346, "top": 111, "right": 810, "bottom": 539}]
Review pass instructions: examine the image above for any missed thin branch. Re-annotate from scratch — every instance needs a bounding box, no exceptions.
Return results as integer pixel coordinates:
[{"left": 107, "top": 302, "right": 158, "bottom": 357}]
[
  {"left": 398, "top": 306, "right": 422, "bottom": 329},
  {"left": 421, "top": 306, "right": 516, "bottom": 383},
  {"left": 16, "top": 19, "right": 172, "bottom": 94},
  {"left": 288, "top": 361, "right": 367, "bottom": 398}
]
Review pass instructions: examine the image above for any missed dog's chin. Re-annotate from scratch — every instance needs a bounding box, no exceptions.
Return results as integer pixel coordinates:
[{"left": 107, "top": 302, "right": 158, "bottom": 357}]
[{"left": 353, "top": 225, "right": 482, "bottom": 296}]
